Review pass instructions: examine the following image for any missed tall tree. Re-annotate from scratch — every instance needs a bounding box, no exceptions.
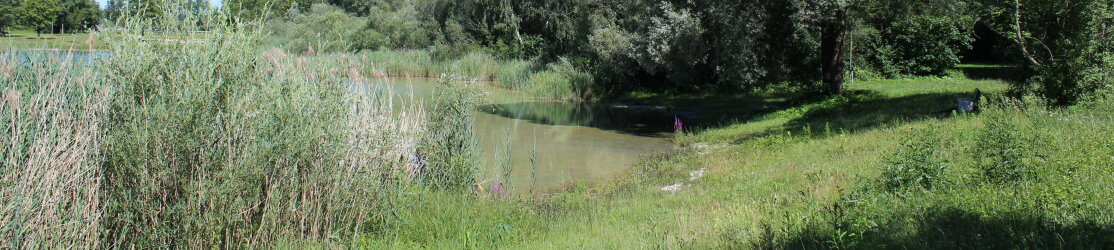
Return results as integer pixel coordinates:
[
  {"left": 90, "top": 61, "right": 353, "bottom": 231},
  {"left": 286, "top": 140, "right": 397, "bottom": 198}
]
[
  {"left": 794, "top": 0, "right": 856, "bottom": 95},
  {"left": 977, "top": 0, "right": 1114, "bottom": 104},
  {"left": 18, "top": 0, "right": 64, "bottom": 36},
  {"left": 56, "top": 0, "right": 102, "bottom": 32},
  {"left": 0, "top": 0, "right": 18, "bottom": 36}
]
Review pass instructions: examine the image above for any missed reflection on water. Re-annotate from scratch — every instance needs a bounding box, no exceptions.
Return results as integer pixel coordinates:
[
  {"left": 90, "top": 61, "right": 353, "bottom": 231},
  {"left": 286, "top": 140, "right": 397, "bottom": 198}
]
[
  {"left": 484, "top": 102, "right": 675, "bottom": 137},
  {"left": 382, "top": 79, "right": 675, "bottom": 193}
]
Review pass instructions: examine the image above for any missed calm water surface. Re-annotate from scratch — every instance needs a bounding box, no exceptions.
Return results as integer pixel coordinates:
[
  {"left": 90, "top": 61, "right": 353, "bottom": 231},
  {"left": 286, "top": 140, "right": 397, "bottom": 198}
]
[{"left": 376, "top": 78, "right": 676, "bottom": 193}]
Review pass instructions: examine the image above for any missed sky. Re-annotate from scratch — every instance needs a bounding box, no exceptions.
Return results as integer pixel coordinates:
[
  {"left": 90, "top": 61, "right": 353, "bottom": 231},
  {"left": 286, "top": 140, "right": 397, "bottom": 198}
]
[{"left": 94, "top": 0, "right": 224, "bottom": 9}]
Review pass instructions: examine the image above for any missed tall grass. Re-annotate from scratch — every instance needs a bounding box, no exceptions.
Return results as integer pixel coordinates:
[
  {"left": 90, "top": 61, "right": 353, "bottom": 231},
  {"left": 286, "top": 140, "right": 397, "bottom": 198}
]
[
  {"left": 415, "top": 75, "right": 487, "bottom": 191},
  {"left": 0, "top": 4, "right": 453, "bottom": 247},
  {"left": 0, "top": 51, "right": 109, "bottom": 248},
  {"left": 359, "top": 50, "right": 439, "bottom": 77},
  {"left": 495, "top": 59, "right": 535, "bottom": 89},
  {"left": 526, "top": 58, "right": 595, "bottom": 101}
]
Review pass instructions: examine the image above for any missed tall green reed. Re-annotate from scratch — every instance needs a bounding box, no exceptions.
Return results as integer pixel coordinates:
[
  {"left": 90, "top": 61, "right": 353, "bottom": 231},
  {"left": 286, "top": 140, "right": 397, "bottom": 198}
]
[
  {"left": 0, "top": 3, "right": 431, "bottom": 248},
  {"left": 0, "top": 51, "right": 109, "bottom": 249},
  {"left": 416, "top": 75, "right": 487, "bottom": 192}
]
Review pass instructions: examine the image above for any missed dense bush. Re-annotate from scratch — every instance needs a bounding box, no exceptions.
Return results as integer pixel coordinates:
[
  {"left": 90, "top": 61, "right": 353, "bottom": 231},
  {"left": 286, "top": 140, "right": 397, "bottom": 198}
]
[
  {"left": 880, "top": 128, "right": 952, "bottom": 191},
  {"left": 268, "top": 3, "right": 366, "bottom": 53},
  {"left": 862, "top": 15, "right": 972, "bottom": 77},
  {"left": 977, "top": 0, "right": 1114, "bottom": 105},
  {"left": 975, "top": 108, "right": 1048, "bottom": 183}
]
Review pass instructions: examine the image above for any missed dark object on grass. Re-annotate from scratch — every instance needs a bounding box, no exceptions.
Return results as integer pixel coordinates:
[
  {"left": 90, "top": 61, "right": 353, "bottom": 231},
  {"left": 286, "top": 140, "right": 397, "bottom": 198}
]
[{"left": 957, "top": 89, "right": 983, "bottom": 114}]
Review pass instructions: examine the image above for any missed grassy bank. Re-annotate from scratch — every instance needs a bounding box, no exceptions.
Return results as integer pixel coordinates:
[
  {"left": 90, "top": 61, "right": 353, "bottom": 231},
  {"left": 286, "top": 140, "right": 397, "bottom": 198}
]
[
  {"left": 1, "top": 30, "right": 107, "bottom": 51},
  {"left": 353, "top": 74, "right": 1114, "bottom": 248},
  {"left": 4, "top": 10, "right": 1110, "bottom": 248}
]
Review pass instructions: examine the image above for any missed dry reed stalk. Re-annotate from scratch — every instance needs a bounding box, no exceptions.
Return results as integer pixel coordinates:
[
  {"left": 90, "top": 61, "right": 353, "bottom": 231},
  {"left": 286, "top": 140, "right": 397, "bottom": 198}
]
[{"left": 1, "top": 56, "right": 108, "bottom": 249}]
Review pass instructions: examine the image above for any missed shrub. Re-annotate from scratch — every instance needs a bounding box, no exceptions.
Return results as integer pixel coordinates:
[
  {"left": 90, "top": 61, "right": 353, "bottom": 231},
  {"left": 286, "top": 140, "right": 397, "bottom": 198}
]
[
  {"left": 880, "top": 128, "right": 952, "bottom": 191},
  {"left": 269, "top": 3, "right": 366, "bottom": 53},
  {"left": 975, "top": 107, "right": 1048, "bottom": 183}
]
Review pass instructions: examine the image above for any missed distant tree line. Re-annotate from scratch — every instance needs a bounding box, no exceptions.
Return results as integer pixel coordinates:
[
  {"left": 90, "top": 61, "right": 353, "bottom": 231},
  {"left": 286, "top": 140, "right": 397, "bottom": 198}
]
[
  {"left": 1, "top": 0, "right": 1107, "bottom": 104},
  {"left": 0, "top": 0, "right": 102, "bottom": 36}
]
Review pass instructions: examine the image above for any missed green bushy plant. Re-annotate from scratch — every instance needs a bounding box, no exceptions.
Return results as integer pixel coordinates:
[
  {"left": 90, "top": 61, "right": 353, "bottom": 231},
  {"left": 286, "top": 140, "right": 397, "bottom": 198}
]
[
  {"left": 880, "top": 128, "right": 952, "bottom": 191},
  {"left": 0, "top": 5, "right": 430, "bottom": 248},
  {"left": 975, "top": 106, "right": 1048, "bottom": 183},
  {"left": 269, "top": 3, "right": 366, "bottom": 53}
]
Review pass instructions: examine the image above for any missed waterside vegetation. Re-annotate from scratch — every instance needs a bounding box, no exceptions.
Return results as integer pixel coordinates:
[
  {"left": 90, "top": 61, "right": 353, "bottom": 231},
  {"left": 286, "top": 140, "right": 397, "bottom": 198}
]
[{"left": 0, "top": 0, "right": 1111, "bottom": 248}]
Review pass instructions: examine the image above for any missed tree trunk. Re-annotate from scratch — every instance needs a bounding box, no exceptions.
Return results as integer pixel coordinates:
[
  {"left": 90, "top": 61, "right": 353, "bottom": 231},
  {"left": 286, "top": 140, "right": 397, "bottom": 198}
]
[{"left": 821, "top": 9, "right": 849, "bottom": 95}]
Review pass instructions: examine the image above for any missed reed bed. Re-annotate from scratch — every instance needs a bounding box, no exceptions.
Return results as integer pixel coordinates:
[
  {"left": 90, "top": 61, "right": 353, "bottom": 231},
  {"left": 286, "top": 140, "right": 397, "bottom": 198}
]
[
  {"left": 0, "top": 4, "right": 474, "bottom": 248},
  {"left": 0, "top": 51, "right": 108, "bottom": 249}
]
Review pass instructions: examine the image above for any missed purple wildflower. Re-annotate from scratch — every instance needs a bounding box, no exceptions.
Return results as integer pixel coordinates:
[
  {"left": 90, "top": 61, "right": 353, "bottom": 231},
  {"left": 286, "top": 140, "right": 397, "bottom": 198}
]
[
  {"left": 490, "top": 182, "right": 505, "bottom": 197},
  {"left": 674, "top": 116, "right": 683, "bottom": 133}
]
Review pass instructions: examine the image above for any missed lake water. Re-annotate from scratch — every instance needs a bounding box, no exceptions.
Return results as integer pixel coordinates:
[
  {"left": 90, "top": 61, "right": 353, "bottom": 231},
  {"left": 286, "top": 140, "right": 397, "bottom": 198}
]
[{"left": 376, "top": 78, "right": 676, "bottom": 193}]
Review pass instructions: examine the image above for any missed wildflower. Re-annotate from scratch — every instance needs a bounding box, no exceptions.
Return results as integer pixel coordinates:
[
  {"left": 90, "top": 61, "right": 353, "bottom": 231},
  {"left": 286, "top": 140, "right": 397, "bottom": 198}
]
[
  {"left": 674, "top": 116, "right": 683, "bottom": 133},
  {"left": 490, "top": 182, "right": 505, "bottom": 197}
]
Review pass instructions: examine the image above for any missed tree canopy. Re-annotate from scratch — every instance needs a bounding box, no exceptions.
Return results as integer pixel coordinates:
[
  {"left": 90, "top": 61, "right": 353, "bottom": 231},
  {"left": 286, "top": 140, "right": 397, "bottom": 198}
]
[
  {"left": 185, "top": 0, "right": 1114, "bottom": 104},
  {"left": 6, "top": 0, "right": 101, "bottom": 35}
]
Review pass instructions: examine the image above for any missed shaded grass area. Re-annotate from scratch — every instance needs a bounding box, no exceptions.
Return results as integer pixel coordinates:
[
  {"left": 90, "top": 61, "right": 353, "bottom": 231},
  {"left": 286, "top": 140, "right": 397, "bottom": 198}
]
[{"left": 355, "top": 75, "right": 1113, "bottom": 248}]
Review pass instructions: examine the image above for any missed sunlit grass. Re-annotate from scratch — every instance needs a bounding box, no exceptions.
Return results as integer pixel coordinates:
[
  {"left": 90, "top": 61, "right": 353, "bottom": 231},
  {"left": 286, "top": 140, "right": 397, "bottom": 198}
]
[{"left": 350, "top": 75, "right": 1112, "bottom": 248}]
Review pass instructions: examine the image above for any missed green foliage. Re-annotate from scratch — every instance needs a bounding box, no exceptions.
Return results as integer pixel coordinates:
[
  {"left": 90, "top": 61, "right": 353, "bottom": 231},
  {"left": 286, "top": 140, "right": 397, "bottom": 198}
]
[
  {"left": 226, "top": 0, "right": 323, "bottom": 20},
  {"left": 269, "top": 3, "right": 365, "bottom": 53},
  {"left": 0, "top": 0, "right": 19, "bottom": 35},
  {"left": 57, "top": 0, "right": 102, "bottom": 31},
  {"left": 419, "top": 76, "right": 487, "bottom": 191},
  {"left": 977, "top": 0, "right": 1114, "bottom": 105},
  {"left": 881, "top": 128, "right": 951, "bottom": 191},
  {"left": 17, "top": 0, "right": 63, "bottom": 35},
  {"left": 527, "top": 58, "right": 595, "bottom": 101},
  {"left": 361, "top": 4, "right": 434, "bottom": 50},
  {"left": 863, "top": 16, "right": 972, "bottom": 77},
  {"left": 975, "top": 104, "right": 1048, "bottom": 183}
]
